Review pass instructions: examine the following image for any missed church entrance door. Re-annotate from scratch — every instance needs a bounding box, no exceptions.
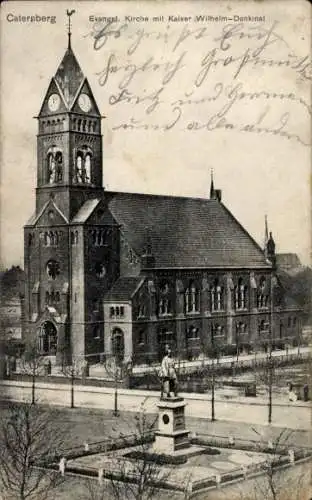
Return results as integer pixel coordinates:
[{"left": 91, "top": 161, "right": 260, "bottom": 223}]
[
  {"left": 112, "top": 328, "right": 124, "bottom": 363},
  {"left": 39, "top": 321, "right": 57, "bottom": 355}
]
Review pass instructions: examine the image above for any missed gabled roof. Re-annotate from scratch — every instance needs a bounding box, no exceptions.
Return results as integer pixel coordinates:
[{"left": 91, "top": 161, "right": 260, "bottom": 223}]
[
  {"left": 25, "top": 199, "right": 68, "bottom": 226},
  {"left": 105, "top": 191, "right": 271, "bottom": 269},
  {"left": 54, "top": 47, "right": 84, "bottom": 108},
  {"left": 71, "top": 198, "right": 101, "bottom": 223},
  {"left": 104, "top": 277, "right": 145, "bottom": 302},
  {"left": 71, "top": 198, "right": 116, "bottom": 225}
]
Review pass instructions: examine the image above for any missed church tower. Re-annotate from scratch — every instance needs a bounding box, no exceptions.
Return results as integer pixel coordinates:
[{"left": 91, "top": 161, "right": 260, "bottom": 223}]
[
  {"left": 24, "top": 14, "right": 120, "bottom": 364},
  {"left": 36, "top": 24, "right": 103, "bottom": 219}
]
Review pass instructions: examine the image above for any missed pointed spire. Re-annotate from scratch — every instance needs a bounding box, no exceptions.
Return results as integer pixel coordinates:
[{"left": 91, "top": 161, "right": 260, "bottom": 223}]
[
  {"left": 210, "top": 169, "right": 215, "bottom": 199},
  {"left": 264, "top": 215, "right": 277, "bottom": 268},
  {"left": 66, "top": 9, "right": 76, "bottom": 49},
  {"left": 264, "top": 214, "right": 269, "bottom": 255},
  {"left": 54, "top": 12, "right": 83, "bottom": 109}
]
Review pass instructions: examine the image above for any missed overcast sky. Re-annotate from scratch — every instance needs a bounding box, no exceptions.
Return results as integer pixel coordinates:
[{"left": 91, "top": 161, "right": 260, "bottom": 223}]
[{"left": 1, "top": 0, "right": 311, "bottom": 269}]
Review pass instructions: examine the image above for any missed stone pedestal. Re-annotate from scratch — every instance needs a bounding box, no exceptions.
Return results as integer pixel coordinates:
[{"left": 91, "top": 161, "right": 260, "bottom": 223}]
[{"left": 154, "top": 397, "right": 190, "bottom": 455}]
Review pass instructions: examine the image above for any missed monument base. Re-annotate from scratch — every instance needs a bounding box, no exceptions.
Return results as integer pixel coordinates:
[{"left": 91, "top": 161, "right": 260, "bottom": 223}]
[{"left": 153, "top": 397, "right": 190, "bottom": 455}]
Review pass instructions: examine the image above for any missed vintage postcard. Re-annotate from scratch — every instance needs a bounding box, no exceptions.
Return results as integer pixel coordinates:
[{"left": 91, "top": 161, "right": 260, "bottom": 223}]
[{"left": 0, "top": 0, "right": 311, "bottom": 499}]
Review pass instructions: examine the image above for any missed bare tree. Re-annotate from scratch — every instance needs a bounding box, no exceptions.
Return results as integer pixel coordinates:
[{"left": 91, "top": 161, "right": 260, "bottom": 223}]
[
  {"left": 60, "top": 357, "right": 85, "bottom": 409},
  {"left": 102, "top": 355, "right": 132, "bottom": 417},
  {"left": 255, "top": 355, "right": 284, "bottom": 424},
  {"left": 250, "top": 428, "right": 308, "bottom": 500},
  {"left": 84, "top": 402, "right": 170, "bottom": 500},
  {"left": 0, "top": 402, "right": 66, "bottom": 500},
  {"left": 19, "top": 339, "right": 46, "bottom": 405}
]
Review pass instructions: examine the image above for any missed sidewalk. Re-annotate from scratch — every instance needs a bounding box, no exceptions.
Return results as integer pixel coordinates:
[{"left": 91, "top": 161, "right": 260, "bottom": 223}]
[
  {"left": 88, "top": 346, "right": 310, "bottom": 378},
  {"left": 1, "top": 401, "right": 308, "bottom": 450},
  {"left": 133, "top": 346, "right": 310, "bottom": 373}
]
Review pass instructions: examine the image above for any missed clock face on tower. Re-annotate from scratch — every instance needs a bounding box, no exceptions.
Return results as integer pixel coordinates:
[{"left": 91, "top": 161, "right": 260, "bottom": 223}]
[
  {"left": 78, "top": 93, "right": 91, "bottom": 112},
  {"left": 48, "top": 94, "right": 61, "bottom": 112}
]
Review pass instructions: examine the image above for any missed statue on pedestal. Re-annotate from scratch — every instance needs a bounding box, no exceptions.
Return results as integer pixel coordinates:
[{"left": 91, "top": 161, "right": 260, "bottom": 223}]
[{"left": 160, "top": 349, "right": 178, "bottom": 398}]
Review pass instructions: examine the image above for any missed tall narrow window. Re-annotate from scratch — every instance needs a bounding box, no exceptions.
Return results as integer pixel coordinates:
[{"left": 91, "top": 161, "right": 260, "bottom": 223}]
[
  {"left": 75, "top": 147, "right": 93, "bottom": 184},
  {"left": 211, "top": 324, "right": 225, "bottom": 345},
  {"left": 158, "top": 283, "right": 171, "bottom": 316},
  {"left": 55, "top": 151, "right": 63, "bottom": 181},
  {"left": 211, "top": 279, "right": 224, "bottom": 311},
  {"left": 47, "top": 153, "right": 55, "bottom": 183},
  {"left": 257, "top": 277, "right": 268, "bottom": 308},
  {"left": 85, "top": 153, "right": 91, "bottom": 182},
  {"left": 46, "top": 146, "right": 63, "bottom": 184},
  {"left": 235, "top": 278, "right": 247, "bottom": 309},
  {"left": 76, "top": 153, "right": 83, "bottom": 183},
  {"left": 185, "top": 281, "right": 200, "bottom": 313}
]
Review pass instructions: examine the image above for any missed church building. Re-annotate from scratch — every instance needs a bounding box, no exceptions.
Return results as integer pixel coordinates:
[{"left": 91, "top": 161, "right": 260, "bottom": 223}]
[{"left": 23, "top": 29, "right": 302, "bottom": 366}]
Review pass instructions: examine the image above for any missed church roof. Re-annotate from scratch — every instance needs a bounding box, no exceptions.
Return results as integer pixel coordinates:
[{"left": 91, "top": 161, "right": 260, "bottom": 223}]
[
  {"left": 105, "top": 192, "right": 271, "bottom": 269},
  {"left": 54, "top": 47, "right": 84, "bottom": 108},
  {"left": 71, "top": 198, "right": 101, "bottom": 223},
  {"left": 104, "top": 277, "right": 145, "bottom": 301}
]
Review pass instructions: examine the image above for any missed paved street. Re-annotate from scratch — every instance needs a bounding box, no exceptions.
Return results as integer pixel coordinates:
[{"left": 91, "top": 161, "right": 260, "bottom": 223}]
[{"left": 0, "top": 380, "right": 310, "bottom": 430}]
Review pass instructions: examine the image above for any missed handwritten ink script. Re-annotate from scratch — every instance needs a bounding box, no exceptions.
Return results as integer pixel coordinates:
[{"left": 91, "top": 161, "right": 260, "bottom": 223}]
[{"left": 85, "top": 19, "right": 311, "bottom": 146}]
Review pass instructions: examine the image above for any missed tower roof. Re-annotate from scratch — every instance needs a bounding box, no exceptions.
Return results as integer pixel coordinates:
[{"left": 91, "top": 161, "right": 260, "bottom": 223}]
[{"left": 54, "top": 47, "right": 84, "bottom": 108}]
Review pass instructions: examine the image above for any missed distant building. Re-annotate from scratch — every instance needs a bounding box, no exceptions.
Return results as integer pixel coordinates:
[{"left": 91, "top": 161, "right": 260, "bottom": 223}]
[
  {"left": 276, "top": 253, "right": 303, "bottom": 275},
  {"left": 23, "top": 29, "right": 303, "bottom": 365},
  {"left": 0, "top": 266, "right": 25, "bottom": 341}
]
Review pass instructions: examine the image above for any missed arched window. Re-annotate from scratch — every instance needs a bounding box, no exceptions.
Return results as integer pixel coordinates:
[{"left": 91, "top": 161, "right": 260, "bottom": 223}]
[
  {"left": 259, "top": 319, "right": 269, "bottom": 334},
  {"left": 55, "top": 151, "right": 63, "bottom": 181},
  {"left": 47, "top": 152, "right": 55, "bottom": 183},
  {"left": 76, "top": 153, "right": 83, "bottom": 183},
  {"left": 211, "top": 279, "right": 224, "bottom": 311},
  {"left": 49, "top": 231, "right": 54, "bottom": 246},
  {"left": 236, "top": 322, "right": 248, "bottom": 336},
  {"left": 187, "top": 325, "right": 200, "bottom": 340},
  {"left": 39, "top": 321, "right": 57, "bottom": 355},
  {"left": 46, "top": 146, "right": 62, "bottom": 183},
  {"left": 158, "top": 282, "right": 171, "bottom": 316},
  {"left": 44, "top": 232, "right": 49, "bottom": 246},
  {"left": 257, "top": 277, "right": 268, "bottom": 308},
  {"left": 46, "top": 260, "right": 60, "bottom": 280},
  {"left": 95, "top": 262, "right": 106, "bottom": 278},
  {"left": 211, "top": 324, "right": 225, "bottom": 345},
  {"left": 75, "top": 147, "right": 93, "bottom": 184},
  {"left": 235, "top": 278, "right": 247, "bottom": 309},
  {"left": 185, "top": 281, "right": 200, "bottom": 313}
]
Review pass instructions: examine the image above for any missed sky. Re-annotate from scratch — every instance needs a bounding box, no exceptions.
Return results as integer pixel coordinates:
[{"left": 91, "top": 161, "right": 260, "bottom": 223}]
[{"left": 0, "top": 0, "right": 311, "bottom": 269}]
